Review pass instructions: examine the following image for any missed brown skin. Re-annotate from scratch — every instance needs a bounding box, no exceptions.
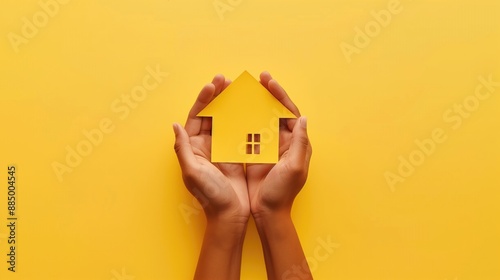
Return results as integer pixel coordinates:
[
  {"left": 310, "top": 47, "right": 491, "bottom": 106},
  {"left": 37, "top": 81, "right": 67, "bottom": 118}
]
[{"left": 173, "top": 72, "right": 313, "bottom": 280}]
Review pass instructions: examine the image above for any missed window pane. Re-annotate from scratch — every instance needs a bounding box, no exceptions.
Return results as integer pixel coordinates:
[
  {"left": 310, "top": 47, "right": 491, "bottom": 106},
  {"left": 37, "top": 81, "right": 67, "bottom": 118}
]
[
  {"left": 246, "top": 144, "right": 252, "bottom": 154},
  {"left": 254, "top": 144, "right": 260, "bottom": 154},
  {"left": 247, "top": 134, "right": 253, "bottom": 142},
  {"left": 254, "top": 134, "right": 261, "bottom": 142}
]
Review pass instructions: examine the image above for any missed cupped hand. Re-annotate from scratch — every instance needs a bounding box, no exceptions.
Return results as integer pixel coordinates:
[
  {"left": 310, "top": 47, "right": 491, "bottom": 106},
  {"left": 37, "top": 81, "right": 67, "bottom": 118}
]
[
  {"left": 174, "top": 74, "right": 250, "bottom": 224},
  {"left": 246, "top": 72, "right": 313, "bottom": 219}
]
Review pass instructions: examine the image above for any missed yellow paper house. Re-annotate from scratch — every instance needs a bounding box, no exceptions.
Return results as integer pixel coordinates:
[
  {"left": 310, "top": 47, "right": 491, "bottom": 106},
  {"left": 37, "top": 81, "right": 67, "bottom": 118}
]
[{"left": 197, "top": 71, "right": 297, "bottom": 163}]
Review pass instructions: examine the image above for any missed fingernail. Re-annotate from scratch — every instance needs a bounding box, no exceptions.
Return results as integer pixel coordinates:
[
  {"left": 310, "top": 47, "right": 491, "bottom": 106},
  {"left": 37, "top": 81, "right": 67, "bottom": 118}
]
[{"left": 301, "top": 117, "right": 307, "bottom": 128}]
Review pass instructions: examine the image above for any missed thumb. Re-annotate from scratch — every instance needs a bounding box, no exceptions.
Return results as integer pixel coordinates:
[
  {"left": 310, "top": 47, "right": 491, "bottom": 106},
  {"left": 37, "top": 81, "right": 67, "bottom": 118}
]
[
  {"left": 288, "top": 117, "right": 310, "bottom": 164},
  {"left": 173, "top": 123, "right": 197, "bottom": 171}
]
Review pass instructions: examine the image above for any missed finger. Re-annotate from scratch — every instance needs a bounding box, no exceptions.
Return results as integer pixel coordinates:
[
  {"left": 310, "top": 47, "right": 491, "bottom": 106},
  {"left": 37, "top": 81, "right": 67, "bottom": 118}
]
[
  {"left": 285, "top": 118, "right": 297, "bottom": 132},
  {"left": 200, "top": 75, "right": 229, "bottom": 135},
  {"left": 268, "top": 79, "right": 301, "bottom": 117},
  {"left": 173, "top": 123, "right": 198, "bottom": 171},
  {"left": 212, "top": 74, "right": 226, "bottom": 97},
  {"left": 222, "top": 79, "right": 232, "bottom": 91},
  {"left": 288, "top": 117, "right": 311, "bottom": 165},
  {"left": 200, "top": 117, "right": 212, "bottom": 135},
  {"left": 260, "top": 71, "right": 273, "bottom": 89},
  {"left": 185, "top": 83, "right": 216, "bottom": 136},
  {"left": 261, "top": 72, "right": 300, "bottom": 131},
  {"left": 268, "top": 79, "right": 301, "bottom": 131}
]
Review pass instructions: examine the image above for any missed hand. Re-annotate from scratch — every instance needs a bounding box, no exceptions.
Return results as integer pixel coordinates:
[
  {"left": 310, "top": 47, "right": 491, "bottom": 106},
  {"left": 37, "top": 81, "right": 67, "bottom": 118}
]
[
  {"left": 247, "top": 71, "right": 313, "bottom": 219},
  {"left": 174, "top": 74, "right": 251, "bottom": 280},
  {"left": 246, "top": 72, "right": 314, "bottom": 280},
  {"left": 173, "top": 74, "right": 250, "bottom": 225}
]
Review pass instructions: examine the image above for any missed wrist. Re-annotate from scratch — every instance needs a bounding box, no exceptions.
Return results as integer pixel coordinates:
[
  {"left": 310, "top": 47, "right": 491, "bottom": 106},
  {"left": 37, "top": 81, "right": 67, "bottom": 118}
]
[
  {"left": 203, "top": 216, "right": 248, "bottom": 251},
  {"left": 253, "top": 209, "right": 292, "bottom": 231},
  {"left": 206, "top": 213, "right": 249, "bottom": 233}
]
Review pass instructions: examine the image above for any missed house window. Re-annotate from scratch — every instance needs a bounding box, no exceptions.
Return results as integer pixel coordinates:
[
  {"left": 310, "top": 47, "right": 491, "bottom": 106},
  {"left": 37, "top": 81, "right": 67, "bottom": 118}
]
[{"left": 246, "top": 133, "right": 261, "bottom": 155}]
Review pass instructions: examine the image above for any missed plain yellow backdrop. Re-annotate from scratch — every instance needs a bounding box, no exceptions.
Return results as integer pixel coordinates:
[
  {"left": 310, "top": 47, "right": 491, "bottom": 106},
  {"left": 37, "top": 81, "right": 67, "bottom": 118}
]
[{"left": 1, "top": 0, "right": 499, "bottom": 279}]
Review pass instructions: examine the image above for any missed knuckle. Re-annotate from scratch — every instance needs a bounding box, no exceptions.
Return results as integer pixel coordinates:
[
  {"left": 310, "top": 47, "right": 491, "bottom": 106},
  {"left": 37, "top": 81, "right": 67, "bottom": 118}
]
[{"left": 173, "top": 142, "right": 181, "bottom": 154}]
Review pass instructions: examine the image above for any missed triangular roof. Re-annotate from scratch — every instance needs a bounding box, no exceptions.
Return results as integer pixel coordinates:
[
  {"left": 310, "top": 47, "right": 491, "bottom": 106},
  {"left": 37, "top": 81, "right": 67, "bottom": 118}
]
[{"left": 197, "top": 71, "right": 296, "bottom": 119}]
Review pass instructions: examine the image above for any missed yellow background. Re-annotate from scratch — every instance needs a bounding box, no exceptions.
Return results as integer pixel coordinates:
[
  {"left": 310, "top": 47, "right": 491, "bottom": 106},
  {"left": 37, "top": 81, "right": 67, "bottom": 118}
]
[{"left": 1, "top": 0, "right": 499, "bottom": 279}]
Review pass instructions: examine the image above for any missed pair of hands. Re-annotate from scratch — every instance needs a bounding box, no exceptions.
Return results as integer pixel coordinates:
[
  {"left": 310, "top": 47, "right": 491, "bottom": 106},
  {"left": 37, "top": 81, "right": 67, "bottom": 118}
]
[{"left": 173, "top": 71, "right": 312, "bottom": 226}]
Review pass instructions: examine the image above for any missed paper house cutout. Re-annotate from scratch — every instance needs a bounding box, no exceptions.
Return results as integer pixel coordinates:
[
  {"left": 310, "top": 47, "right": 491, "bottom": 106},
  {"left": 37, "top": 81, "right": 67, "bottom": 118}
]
[{"left": 197, "top": 71, "right": 297, "bottom": 163}]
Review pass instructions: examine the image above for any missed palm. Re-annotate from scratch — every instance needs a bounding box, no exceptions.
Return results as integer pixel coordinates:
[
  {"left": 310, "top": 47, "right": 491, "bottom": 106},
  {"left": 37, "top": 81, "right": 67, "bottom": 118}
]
[
  {"left": 191, "top": 133, "right": 249, "bottom": 215},
  {"left": 247, "top": 71, "right": 310, "bottom": 215},
  {"left": 247, "top": 121, "right": 296, "bottom": 213},
  {"left": 179, "top": 75, "right": 250, "bottom": 219}
]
